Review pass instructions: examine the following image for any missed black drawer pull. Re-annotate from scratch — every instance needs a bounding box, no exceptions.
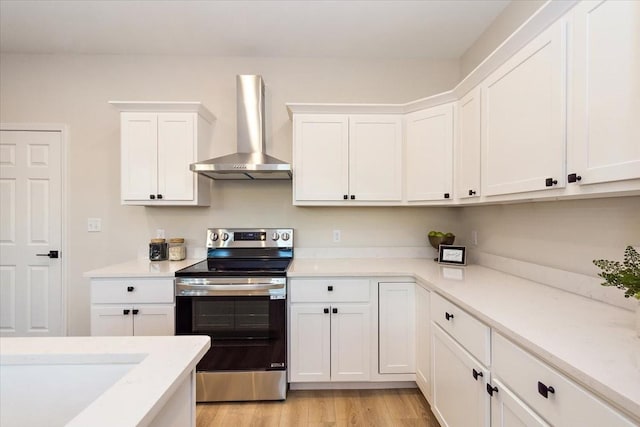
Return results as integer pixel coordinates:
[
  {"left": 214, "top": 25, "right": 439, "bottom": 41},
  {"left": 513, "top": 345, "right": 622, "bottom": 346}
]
[
  {"left": 157, "top": 194, "right": 163, "bottom": 199},
  {"left": 123, "top": 309, "right": 130, "bottom": 315},
  {"left": 323, "top": 308, "right": 329, "bottom": 314},
  {"left": 538, "top": 381, "right": 555, "bottom": 398},
  {"left": 472, "top": 369, "right": 483, "bottom": 380},
  {"left": 445, "top": 312, "right": 454, "bottom": 321},
  {"left": 132, "top": 309, "right": 139, "bottom": 315},
  {"left": 332, "top": 308, "right": 338, "bottom": 314},
  {"left": 343, "top": 194, "right": 348, "bottom": 200},
  {"left": 127, "top": 286, "right": 135, "bottom": 292},
  {"left": 327, "top": 285, "right": 333, "bottom": 291},
  {"left": 444, "top": 193, "right": 450, "bottom": 199},
  {"left": 350, "top": 195, "right": 355, "bottom": 200},
  {"left": 545, "top": 178, "right": 558, "bottom": 187},
  {"left": 568, "top": 173, "right": 582, "bottom": 183},
  {"left": 468, "top": 189, "right": 476, "bottom": 196},
  {"left": 486, "top": 384, "right": 498, "bottom": 396}
]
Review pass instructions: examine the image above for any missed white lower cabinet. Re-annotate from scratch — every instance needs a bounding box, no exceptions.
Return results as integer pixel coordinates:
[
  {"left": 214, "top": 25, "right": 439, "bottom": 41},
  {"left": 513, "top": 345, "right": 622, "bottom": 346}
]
[
  {"left": 289, "top": 279, "right": 371, "bottom": 382},
  {"left": 415, "top": 285, "right": 431, "bottom": 399},
  {"left": 489, "top": 377, "right": 550, "bottom": 427},
  {"left": 90, "top": 278, "right": 175, "bottom": 336},
  {"left": 378, "top": 282, "right": 415, "bottom": 374},
  {"left": 432, "top": 324, "right": 490, "bottom": 427}
]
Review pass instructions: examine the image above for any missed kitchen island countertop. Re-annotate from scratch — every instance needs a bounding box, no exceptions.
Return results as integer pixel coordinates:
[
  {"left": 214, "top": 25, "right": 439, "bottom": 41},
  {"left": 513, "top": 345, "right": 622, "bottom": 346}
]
[{"left": 288, "top": 257, "right": 640, "bottom": 423}]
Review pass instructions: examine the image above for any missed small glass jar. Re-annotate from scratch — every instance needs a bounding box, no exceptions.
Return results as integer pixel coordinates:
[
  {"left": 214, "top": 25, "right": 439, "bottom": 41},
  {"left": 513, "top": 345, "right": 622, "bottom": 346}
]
[
  {"left": 168, "top": 238, "right": 186, "bottom": 261},
  {"left": 149, "top": 238, "right": 168, "bottom": 261}
]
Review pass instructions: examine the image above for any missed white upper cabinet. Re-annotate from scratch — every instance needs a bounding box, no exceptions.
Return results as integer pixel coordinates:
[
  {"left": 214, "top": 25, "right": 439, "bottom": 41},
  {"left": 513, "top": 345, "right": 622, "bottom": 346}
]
[
  {"left": 456, "top": 88, "right": 482, "bottom": 199},
  {"left": 405, "top": 103, "right": 454, "bottom": 202},
  {"left": 293, "top": 114, "right": 402, "bottom": 204},
  {"left": 568, "top": 0, "right": 640, "bottom": 187},
  {"left": 113, "top": 102, "right": 214, "bottom": 206},
  {"left": 481, "top": 20, "right": 567, "bottom": 197}
]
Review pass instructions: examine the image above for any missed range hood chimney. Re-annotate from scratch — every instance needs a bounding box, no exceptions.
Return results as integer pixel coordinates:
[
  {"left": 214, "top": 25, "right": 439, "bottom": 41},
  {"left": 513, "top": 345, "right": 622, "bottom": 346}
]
[{"left": 190, "top": 75, "right": 292, "bottom": 180}]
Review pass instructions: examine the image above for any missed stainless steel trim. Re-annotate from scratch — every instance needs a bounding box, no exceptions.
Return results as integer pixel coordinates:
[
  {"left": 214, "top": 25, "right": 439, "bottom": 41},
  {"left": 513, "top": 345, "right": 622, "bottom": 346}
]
[
  {"left": 176, "top": 277, "right": 286, "bottom": 297},
  {"left": 196, "top": 371, "right": 287, "bottom": 402},
  {"left": 207, "top": 228, "right": 294, "bottom": 248}
]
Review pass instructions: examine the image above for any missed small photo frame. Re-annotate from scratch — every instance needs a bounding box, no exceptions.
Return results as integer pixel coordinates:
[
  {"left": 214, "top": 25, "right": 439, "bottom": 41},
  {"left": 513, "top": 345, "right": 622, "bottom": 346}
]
[{"left": 438, "top": 245, "right": 466, "bottom": 266}]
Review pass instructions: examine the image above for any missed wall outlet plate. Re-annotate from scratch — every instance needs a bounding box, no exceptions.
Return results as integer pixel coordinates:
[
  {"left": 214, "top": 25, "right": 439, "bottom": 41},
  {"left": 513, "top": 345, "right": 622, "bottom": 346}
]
[
  {"left": 333, "top": 230, "right": 341, "bottom": 243},
  {"left": 87, "top": 218, "right": 101, "bottom": 232}
]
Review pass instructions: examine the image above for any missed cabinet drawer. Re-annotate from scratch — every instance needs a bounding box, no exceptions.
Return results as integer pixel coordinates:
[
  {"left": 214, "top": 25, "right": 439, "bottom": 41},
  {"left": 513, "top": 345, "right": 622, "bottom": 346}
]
[
  {"left": 431, "top": 292, "right": 490, "bottom": 365},
  {"left": 492, "top": 332, "right": 635, "bottom": 427},
  {"left": 289, "top": 279, "right": 370, "bottom": 303},
  {"left": 91, "top": 278, "right": 174, "bottom": 304}
]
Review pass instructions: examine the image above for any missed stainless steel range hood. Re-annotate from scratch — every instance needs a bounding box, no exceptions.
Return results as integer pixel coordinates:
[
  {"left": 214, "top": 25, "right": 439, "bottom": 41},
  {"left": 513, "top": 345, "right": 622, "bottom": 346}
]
[{"left": 191, "top": 75, "right": 292, "bottom": 180}]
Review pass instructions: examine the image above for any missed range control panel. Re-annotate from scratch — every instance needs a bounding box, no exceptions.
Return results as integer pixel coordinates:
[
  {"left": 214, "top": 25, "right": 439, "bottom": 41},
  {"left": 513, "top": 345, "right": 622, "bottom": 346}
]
[{"left": 206, "top": 228, "right": 293, "bottom": 249}]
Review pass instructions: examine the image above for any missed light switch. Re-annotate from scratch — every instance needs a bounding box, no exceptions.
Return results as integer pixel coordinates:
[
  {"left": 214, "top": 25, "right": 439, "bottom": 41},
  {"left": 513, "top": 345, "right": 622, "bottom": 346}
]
[{"left": 88, "top": 218, "right": 101, "bottom": 232}]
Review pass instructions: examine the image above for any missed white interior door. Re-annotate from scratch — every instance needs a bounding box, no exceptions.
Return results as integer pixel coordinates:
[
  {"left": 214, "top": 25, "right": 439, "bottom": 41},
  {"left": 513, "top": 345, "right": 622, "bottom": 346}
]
[{"left": 0, "top": 129, "right": 64, "bottom": 336}]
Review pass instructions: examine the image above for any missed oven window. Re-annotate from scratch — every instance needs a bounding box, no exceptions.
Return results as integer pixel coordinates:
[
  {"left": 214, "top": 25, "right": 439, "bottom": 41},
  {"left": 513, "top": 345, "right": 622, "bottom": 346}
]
[{"left": 193, "top": 299, "right": 270, "bottom": 337}]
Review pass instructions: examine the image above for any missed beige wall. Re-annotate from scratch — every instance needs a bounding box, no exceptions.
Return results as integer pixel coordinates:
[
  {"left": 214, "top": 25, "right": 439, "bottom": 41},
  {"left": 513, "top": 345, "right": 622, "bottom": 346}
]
[
  {"left": 0, "top": 53, "right": 461, "bottom": 335},
  {"left": 460, "top": 0, "right": 546, "bottom": 78},
  {"left": 460, "top": 197, "right": 640, "bottom": 278}
]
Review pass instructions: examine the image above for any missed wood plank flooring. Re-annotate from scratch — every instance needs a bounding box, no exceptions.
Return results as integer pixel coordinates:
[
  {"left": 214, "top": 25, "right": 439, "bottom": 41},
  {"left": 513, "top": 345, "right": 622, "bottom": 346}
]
[{"left": 196, "top": 388, "right": 440, "bottom": 427}]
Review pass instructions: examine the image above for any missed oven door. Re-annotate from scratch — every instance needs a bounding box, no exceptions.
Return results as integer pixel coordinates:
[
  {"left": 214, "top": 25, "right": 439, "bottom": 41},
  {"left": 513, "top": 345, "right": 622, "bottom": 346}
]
[{"left": 175, "top": 278, "right": 286, "bottom": 372}]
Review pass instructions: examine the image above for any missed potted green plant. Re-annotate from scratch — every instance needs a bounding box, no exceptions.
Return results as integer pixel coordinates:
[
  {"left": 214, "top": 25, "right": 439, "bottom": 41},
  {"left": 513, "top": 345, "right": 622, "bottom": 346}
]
[{"left": 593, "top": 246, "right": 640, "bottom": 337}]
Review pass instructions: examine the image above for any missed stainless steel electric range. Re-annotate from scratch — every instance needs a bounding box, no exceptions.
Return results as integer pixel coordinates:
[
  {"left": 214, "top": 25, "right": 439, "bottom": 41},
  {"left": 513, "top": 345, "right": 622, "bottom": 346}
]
[{"left": 175, "top": 228, "right": 293, "bottom": 402}]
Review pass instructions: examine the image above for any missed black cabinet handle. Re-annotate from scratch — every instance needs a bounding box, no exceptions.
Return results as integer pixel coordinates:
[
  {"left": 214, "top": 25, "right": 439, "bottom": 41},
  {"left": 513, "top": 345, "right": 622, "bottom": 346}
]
[
  {"left": 127, "top": 286, "right": 134, "bottom": 292},
  {"left": 445, "top": 312, "right": 454, "bottom": 321},
  {"left": 324, "top": 308, "right": 329, "bottom": 314},
  {"left": 150, "top": 194, "right": 156, "bottom": 199},
  {"left": 472, "top": 369, "right": 483, "bottom": 380},
  {"left": 327, "top": 285, "right": 334, "bottom": 291},
  {"left": 332, "top": 308, "right": 338, "bottom": 314},
  {"left": 132, "top": 309, "right": 139, "bottom": 315},
  {"left": 350, "top": 195, "right": 355, "bottom": 200},
  {"left": 468, "top": 190, "right": 476, "bottom": 196},
  {"left": 487, "top": 384, "right": 498, "bottom": 396},
  {"left": 157, "top": 194, "right": 163, "bottom": 199},
  {"left": 538, "top": 381, "right": 555, "bottom": 398},
  {"left": 343, "top": 194, "right": 348, "bottom": 200},
  {"left": 545, "top": 178, "right": 558, "bottom": 187},
  {"left": 123, "top": 309, "right": 130, "bottom": 315},
  {"left": 444, "top": 193, "right": 450, "bottom": 199},
  {"left": 568, "top": 173, "right": 582, "bottom": 183}
]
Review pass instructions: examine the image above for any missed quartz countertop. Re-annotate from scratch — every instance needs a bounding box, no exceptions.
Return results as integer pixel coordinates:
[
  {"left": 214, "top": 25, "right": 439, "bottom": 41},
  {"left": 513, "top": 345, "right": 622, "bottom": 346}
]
[
  {"left": 0, "top": 335, "right": 210, "bottom": 426},
  {"left": 288, "top": 258, "right": 640, "bottom": 422},
  {"left": 83, "top": 259, "right": 200, "bottom": 278}
]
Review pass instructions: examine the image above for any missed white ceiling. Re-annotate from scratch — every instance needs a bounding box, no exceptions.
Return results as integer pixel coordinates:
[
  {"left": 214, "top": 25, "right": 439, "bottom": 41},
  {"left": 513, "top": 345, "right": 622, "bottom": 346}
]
[{"left": 0, "top": 0, "right": 510, "bottom": 59}]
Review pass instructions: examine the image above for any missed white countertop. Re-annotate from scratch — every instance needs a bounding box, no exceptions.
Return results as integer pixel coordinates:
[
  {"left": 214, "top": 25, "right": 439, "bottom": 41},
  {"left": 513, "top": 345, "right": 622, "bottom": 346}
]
[
  {"left": 288, "top": 258, "right": 640, "bottom": 422},
  {"left": 0, "top": 335, "right": 210, "bottom": 426},
  {"left": 83, "top": 259, "right": 200, "bottom": 278}
]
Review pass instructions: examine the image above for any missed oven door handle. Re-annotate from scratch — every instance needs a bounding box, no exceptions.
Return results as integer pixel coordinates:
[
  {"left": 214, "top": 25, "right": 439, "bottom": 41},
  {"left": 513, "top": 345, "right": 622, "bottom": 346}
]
[{"left": 176, "top": 282, "right": 285, "bottom": 297}]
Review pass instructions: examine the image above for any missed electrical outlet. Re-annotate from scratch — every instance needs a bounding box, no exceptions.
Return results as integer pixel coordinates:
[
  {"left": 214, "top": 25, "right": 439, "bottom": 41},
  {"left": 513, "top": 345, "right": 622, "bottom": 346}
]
[
  {"left": 156, "top": 229, "right": 165, "bottom": 239},
  {"left": 471, "top": 230, "right": 478, "bottom": 246},
  {"left": 333, "top": 230, "right": 341, "bottom": 243},
  {"left": 87, "top": 218, "right": 101, "bottom": 232}
]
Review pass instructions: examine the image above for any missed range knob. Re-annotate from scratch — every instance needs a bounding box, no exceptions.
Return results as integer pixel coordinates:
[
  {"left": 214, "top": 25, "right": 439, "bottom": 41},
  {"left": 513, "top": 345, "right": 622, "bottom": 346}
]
[
  {"left": 210, "top": 232, "right": 219, "bottom": 242},
  {"left": 221, "top": 232, "right": 230, "bottom": 241},
  {"left": 281, "top": 232, "right": 290, "bottom": 241},
  {"left": 271, "top": 232, "right": 280, "bottom": 241}
]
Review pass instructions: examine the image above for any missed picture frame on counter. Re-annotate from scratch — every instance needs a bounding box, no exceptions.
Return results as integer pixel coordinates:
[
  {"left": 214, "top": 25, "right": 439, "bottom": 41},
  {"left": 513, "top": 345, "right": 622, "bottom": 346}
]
[{"left": 438, "top": 245, "right": 466, "bottom": 266}]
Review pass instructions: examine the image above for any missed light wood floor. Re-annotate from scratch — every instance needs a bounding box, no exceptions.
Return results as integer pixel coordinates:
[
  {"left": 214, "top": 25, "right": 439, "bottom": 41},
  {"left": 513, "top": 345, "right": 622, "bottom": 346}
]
[{"left": 196, "top": 388, "right": 440, "bottom": 427}]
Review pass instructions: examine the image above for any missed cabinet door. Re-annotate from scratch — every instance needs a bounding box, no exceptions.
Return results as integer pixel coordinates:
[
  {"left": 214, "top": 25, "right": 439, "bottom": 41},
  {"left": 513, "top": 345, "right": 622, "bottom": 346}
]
[
  {"left": 378, "top": 283, "right": 415, "bottom": 374},
  {"left": 331, "top": 303, "right": 371, "bottom": 381},
  {"left": 132, "top": 304, "right": 175, "bottom": 336},
  {"left": 293, "top": 115, "right": 349, "bottom": 201},
  {"left": 157, "top": 113, "right": 196, "bottom": 201},
  {"left": 569, "top": 0, "right": 640, "bottom": 185},
  {"left": 490, "top": 378, "right": 550, "bottom": 427},
  {"left": 289, "top": 304, "right": 331, "bottom": 382},
  {"left": 91, "top": 306, "right": 133, "bottom": 336},
  {"left": 456, "top": 88, "right": 482, "bottom": 199},
  {"left": 406, "top": 104, "right": 454, "bottom": 201},
  {"left": 348, "top": 115, "right": 402, "bottom": 201},
  {"left": 482, "top": 21, "right": 566, "bottom": 196},
  {"left": 432, "top": 325, "right": 490, "bottom": 427},
  {"left": 121, "top": 113, "right": 158, "bottom": 202},
  {"left": 415, "top": 285, "right": 431, "bottom": 399}
]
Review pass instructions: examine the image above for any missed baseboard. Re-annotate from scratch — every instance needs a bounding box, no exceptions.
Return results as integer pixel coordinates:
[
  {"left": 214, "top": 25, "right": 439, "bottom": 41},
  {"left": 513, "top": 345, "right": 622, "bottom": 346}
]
[{"left": 289, "top": 381, "right": 417, "bottom": 391}]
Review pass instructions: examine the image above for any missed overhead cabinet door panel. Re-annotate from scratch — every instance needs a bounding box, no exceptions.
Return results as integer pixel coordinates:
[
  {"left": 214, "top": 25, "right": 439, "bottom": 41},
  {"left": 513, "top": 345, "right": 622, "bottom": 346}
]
[
  {"left": 157, "top": 114, "right": 195, "bottom": 201},
  {"left": 121, "top": 113, "right": 158, "bottom": 201},
  {"left": 482, "top": 21, "right": 566, "bottom": 197}
]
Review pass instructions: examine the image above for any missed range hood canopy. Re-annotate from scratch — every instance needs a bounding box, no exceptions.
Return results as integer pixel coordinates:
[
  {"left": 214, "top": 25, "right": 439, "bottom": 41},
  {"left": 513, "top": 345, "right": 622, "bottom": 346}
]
[{"left": 191, "top": 75, "right": 292, "bottom": 180}]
